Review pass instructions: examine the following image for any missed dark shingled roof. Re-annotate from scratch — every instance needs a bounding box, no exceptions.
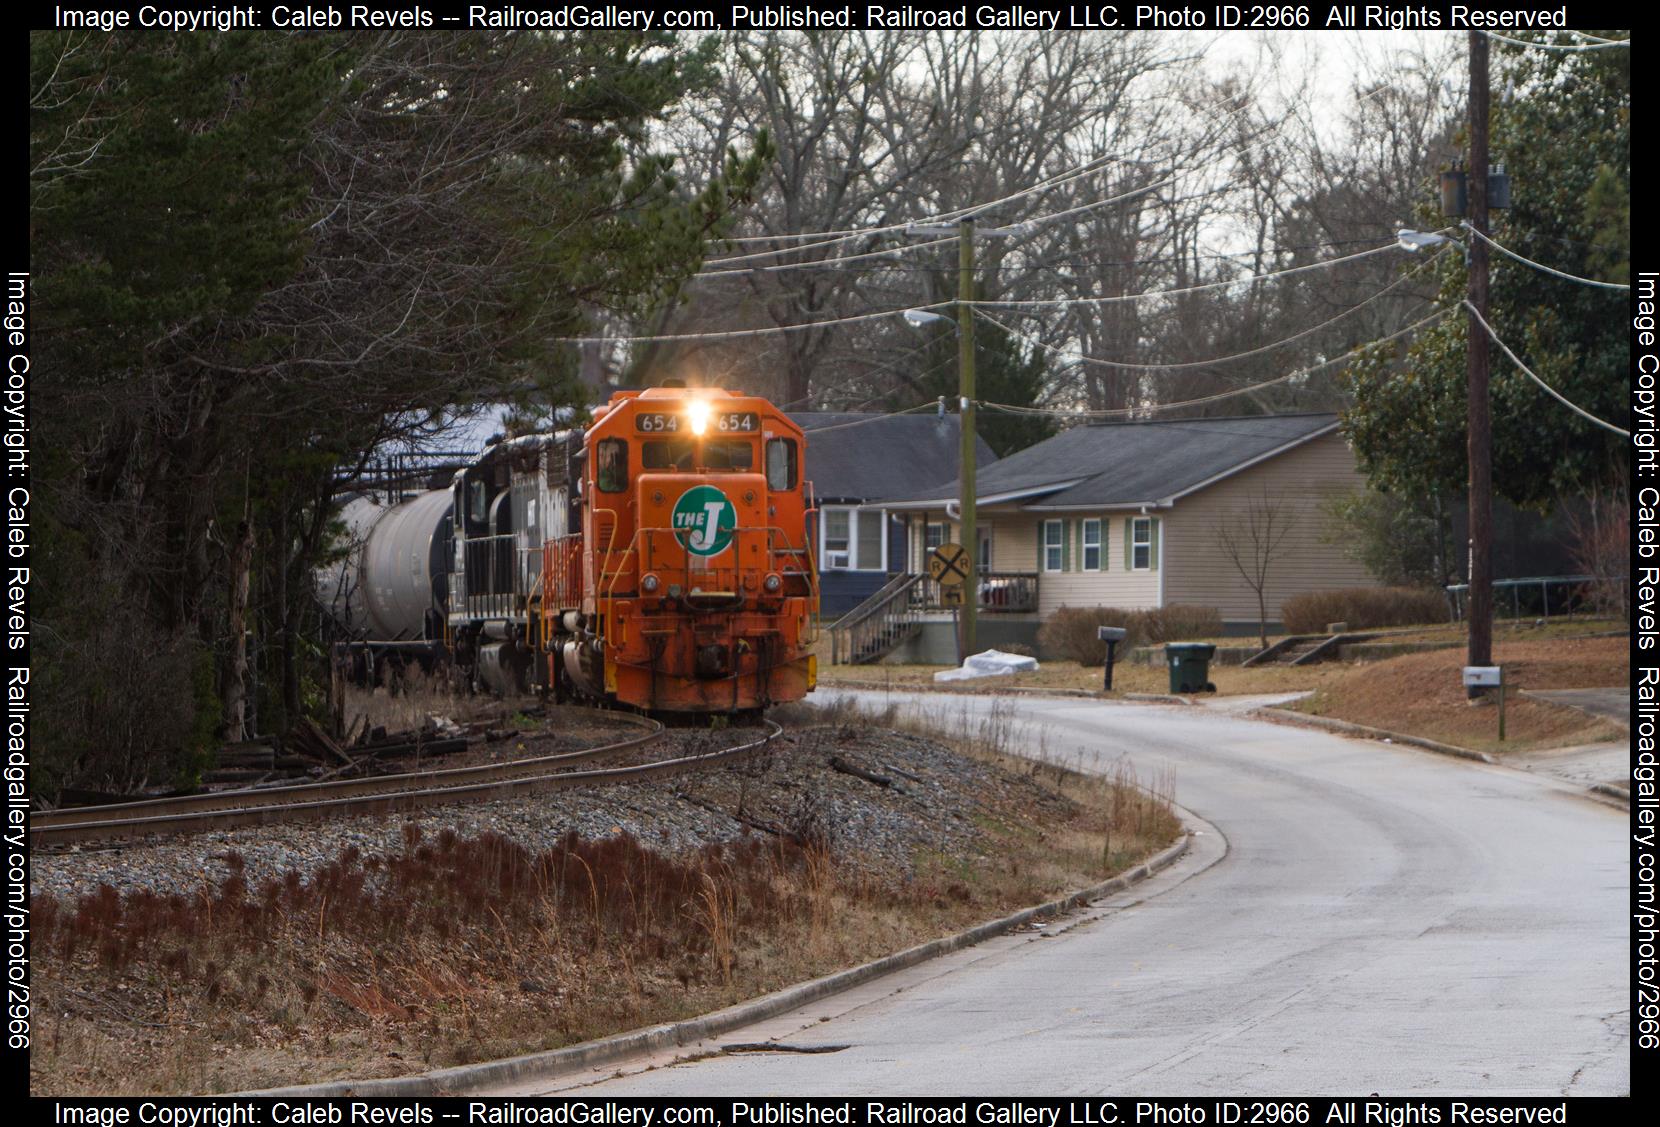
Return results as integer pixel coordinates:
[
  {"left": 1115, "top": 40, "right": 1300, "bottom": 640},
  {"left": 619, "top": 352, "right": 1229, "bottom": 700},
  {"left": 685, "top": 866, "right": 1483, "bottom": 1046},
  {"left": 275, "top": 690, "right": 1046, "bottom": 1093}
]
[
  {"left": 890, "top": 413, "right": 1340, "bottom": 508},
  {"left": 792, "top": 412, "right": 998, "bottom": 503}
]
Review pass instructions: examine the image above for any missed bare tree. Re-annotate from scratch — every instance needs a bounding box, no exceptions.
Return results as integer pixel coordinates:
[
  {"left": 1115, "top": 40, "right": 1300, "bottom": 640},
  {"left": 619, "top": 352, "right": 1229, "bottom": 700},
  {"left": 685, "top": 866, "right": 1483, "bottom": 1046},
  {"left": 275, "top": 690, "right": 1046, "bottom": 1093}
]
[{"left": 1214, "top": 489, "right": 1300, "bottom": 649}]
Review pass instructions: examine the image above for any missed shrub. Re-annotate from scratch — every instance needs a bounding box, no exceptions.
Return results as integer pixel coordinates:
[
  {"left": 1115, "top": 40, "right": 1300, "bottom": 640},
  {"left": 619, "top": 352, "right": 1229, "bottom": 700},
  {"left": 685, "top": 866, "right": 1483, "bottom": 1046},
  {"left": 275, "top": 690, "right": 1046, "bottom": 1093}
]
[
  {"left": 1280, "top": 587, "right": 1450, "bottom": 634},
  {"left": 1137, "top": 604, "right": 1223, "bottom": 644},
  {"left": 1036, "top": 604, "right": 1222, "bottom": 665},
  {"left": 1037, "top": 607, "right": 1139, "bottom": 665}
]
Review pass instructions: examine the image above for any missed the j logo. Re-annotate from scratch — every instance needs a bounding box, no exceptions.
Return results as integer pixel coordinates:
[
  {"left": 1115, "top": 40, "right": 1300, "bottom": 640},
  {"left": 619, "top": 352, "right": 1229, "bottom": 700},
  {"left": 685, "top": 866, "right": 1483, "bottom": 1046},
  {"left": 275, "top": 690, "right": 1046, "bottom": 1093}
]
[{"left": 671, "top": 486, "right": 736, "bottom": 557}]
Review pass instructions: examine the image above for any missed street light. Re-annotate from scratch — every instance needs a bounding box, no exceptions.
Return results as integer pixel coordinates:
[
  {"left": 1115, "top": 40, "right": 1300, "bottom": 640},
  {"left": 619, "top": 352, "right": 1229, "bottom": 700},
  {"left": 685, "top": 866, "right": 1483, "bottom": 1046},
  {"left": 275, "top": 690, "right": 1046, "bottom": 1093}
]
[
  {"left": 903, "top": 308, "right": 951, "bottom": 328},
  {"left": 1396, "top": 228, "right": 1457, "bottom": 252}
]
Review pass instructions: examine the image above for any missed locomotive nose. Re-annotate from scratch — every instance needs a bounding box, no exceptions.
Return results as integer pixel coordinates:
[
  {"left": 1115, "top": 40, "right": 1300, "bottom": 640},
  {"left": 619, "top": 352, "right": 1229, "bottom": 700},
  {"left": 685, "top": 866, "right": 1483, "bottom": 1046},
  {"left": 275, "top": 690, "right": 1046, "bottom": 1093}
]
[{"left": 695, "top": 642, "right": 730, "bottom": 680}]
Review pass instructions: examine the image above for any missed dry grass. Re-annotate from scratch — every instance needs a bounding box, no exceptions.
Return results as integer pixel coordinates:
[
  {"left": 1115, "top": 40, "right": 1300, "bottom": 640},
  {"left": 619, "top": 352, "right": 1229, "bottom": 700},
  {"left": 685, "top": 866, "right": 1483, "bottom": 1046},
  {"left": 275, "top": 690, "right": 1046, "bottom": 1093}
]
[
  {"left": 344, "top": 672, "right": 515, "bottom": 736},
  {"left": 1290, "top": 635, "right": 1628, "bottom": 753},
  {"left": 31, "top": 710, "right": 1180, "bottom": 1095},
  {"left": 818, "top": 658, "right": 1353, "bottom": 697}
]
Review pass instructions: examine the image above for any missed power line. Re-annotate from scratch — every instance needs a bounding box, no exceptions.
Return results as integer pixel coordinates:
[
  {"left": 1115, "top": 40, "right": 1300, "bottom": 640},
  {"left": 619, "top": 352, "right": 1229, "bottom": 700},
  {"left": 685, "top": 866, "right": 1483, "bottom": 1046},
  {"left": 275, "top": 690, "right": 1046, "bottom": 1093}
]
[
  {"left": 693, "top": 179, "right": 1171, "bottom": 280},
  {"left": 1460, "top": 222, "right": 1630, "bottom": 291},
  {"left": 1479, "top": 29, "right": 1630, "bottom": 51},
  {"left": 716, "top": 151, "right": 1129, "bottom": 247},
  {"left": 975, "top": 254, "right": 1442, "bottom": 372},
  {"left": 976, "top": 308, "right": 1450, "bottom": 420},
  {"left": 1462, "top": 300, "right": 1629, "bottom": 437},
  {"left": 963, "top": 241, "right": 1411, "bottom": 311},
  {"left": 552, "top": 301, "right": 955, "bottom": 346},
  {"left": 562, "top": 236, "right": 1427, "bottom": 347}
]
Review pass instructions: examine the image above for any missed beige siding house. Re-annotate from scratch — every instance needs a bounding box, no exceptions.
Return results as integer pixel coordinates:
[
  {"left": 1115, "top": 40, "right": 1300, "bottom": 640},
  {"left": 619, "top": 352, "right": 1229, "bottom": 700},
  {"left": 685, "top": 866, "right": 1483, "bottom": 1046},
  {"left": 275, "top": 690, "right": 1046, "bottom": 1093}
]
[{"left": 887, "top": 413, "right": 1378, "bottom": 635}]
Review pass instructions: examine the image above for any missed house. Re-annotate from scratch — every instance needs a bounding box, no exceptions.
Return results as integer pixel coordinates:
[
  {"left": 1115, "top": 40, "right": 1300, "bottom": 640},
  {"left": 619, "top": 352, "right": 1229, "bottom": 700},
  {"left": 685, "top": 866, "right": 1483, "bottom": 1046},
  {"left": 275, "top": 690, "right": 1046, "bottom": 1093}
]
[
  {"left": 794, "top": 412, "right": 997, "bottom": 616},
  {"left": 882, "top": 413, "right": 1380, "bottom": 647}
]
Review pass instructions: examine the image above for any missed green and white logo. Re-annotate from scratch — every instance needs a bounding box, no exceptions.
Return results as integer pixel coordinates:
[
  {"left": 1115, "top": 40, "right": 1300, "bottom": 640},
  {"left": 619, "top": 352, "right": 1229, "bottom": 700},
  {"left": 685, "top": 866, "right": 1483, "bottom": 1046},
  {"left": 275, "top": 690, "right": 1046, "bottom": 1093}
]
[{"left": 672, "top": 485, "right": 737, "bottom": 557}]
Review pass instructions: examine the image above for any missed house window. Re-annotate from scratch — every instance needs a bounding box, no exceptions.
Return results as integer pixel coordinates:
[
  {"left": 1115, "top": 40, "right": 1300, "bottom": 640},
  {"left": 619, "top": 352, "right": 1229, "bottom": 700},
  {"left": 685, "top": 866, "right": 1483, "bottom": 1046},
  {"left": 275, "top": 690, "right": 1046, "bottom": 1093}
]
[
  {"left": 1131, "top": 516, "right": 1153, "bottom": 570},
  {"left": 1042, "top": 520, "right": 1064, "bottom": 572},
  {"left": 822, "top": 506, "right": 887, "bottom": 572},
  {"left": 824, "top": 509, "right": 850, "bottom": 569},
  {"left": 856, "top": 510, "right": 884, "bottom": 570},
  {"left": 925, "top": 522, "right": 946, "bottom": 552},
  {"left": 978, "top": 529, "right": 991, "bottom": 571},
  {"left": 1081, "top": 519, "right": 1102, "bottom": 571}
]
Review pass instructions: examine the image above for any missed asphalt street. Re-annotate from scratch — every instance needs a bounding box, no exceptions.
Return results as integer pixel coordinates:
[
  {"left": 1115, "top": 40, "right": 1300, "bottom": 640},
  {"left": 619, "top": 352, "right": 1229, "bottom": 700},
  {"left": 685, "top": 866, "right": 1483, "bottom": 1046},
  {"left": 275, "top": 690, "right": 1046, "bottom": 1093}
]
[{"left": 491, "top": 690, "right": 1629, "bottom": 1096}]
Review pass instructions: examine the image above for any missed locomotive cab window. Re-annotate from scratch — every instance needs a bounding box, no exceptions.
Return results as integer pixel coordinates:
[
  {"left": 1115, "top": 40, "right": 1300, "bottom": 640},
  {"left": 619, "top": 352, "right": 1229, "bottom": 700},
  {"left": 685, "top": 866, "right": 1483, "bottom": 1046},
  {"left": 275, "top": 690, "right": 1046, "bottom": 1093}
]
[
  {"left": 595, "top": 438, "right": 628, "bottom": 493},
  {"left": 641, "top": 439, "right": 753, "bottom": 472},
  {"left": 766, "top": 438, "right": 797, "bottom": 490}
]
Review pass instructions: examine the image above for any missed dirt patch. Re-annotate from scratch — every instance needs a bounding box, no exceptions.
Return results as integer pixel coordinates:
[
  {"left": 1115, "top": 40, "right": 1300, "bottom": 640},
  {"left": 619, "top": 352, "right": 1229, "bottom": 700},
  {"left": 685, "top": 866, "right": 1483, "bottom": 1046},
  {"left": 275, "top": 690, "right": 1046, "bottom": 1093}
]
[
  {"left": 1290, "top": 636, "right": 1628, "bottom": 753},
  {"left": 29, "top": 710, "right": 1179, "bottom": 1095}
]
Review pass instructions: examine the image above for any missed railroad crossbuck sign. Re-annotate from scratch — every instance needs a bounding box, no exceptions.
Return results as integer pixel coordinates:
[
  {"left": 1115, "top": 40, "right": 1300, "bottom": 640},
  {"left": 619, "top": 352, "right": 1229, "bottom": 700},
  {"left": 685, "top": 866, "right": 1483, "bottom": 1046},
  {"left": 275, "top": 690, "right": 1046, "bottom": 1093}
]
[{"left": 929, "top": 542, "right": 971, "bottom": 587}]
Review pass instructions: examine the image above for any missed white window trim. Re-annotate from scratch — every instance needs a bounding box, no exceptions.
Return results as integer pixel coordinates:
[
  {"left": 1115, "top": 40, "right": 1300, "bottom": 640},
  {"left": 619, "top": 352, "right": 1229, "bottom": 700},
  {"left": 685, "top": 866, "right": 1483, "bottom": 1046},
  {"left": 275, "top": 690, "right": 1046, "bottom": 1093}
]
[
  {"left": 1042, "top": 519, "right": 1064, "bottom": 573},
  {"left": 821, "top": 505, "right": 889, "bottom": 572},
  {"left": 1131, "top": 516, "right": 1153, "bottom": 571},
  {"left": 1081, "top": 518, "right": 1102, "bottom": 572}
]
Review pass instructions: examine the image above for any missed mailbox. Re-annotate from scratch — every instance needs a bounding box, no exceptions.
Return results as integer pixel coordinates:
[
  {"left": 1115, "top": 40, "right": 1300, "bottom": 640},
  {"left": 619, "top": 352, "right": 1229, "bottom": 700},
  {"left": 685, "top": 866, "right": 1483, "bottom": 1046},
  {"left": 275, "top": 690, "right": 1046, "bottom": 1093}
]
[
  {"left": 1098, "top": 626, "right": 1128, "bottom": 692},
  {"left": 1462, "top": 666, "right": 1502, "bottom": 687}
]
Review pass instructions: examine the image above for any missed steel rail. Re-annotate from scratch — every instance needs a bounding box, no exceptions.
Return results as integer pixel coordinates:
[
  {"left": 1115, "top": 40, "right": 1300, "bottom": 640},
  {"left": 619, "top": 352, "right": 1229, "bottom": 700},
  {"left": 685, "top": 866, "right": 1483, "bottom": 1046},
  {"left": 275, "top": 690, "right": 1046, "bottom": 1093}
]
[
  {"left": 34, "top": 706, "right": 661, "bottom": 830},
  {"left": 32, "top": 719, "right": 781, "bottom": 846}
]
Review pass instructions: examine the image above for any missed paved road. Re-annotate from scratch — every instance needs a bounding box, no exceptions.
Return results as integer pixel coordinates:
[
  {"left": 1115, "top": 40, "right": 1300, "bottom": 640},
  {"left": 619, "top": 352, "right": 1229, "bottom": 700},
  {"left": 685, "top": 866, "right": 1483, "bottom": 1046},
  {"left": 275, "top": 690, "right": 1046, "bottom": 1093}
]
[{"left": 494, "top": 691, "right": 1629, "bottom": 1096}]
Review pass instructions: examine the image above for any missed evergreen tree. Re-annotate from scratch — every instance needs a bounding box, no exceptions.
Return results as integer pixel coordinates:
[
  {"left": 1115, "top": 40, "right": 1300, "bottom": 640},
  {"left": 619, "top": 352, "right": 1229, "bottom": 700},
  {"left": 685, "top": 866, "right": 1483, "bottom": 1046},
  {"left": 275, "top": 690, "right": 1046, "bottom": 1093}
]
[{"left": 1341, "top": 33, "right": 1630, "bottom": 509}]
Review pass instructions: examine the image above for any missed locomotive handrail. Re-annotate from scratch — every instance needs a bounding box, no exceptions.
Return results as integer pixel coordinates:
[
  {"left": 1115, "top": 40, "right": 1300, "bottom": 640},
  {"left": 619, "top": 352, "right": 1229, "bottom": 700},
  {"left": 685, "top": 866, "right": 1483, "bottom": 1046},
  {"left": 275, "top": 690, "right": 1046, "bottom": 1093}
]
[{"left": 594, "top": 521, "right": 819, "bottom": 652}]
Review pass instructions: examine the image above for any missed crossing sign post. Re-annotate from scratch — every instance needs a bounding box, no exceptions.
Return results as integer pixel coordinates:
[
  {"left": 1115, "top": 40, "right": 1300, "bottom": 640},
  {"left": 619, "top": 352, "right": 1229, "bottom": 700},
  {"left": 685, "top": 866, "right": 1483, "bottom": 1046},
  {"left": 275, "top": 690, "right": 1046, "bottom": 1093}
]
[{"left": 929, "top": 543, "right": 972, "bottom": 665}]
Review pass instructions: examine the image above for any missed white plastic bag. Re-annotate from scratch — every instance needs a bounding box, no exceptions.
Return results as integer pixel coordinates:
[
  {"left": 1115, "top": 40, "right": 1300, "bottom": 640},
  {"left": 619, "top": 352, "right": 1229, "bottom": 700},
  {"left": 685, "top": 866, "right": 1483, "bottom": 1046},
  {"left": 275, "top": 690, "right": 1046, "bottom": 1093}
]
[{"left": 932, "top": 648, "right": 1039, "bottom": 682}]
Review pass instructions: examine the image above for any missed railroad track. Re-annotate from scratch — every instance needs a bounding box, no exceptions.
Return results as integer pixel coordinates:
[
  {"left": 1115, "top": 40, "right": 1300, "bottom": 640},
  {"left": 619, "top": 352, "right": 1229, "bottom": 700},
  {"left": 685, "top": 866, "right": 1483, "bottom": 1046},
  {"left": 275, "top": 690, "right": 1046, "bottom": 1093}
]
[{"left": 32, "top": 708, "right": 782, "bottom": 846}]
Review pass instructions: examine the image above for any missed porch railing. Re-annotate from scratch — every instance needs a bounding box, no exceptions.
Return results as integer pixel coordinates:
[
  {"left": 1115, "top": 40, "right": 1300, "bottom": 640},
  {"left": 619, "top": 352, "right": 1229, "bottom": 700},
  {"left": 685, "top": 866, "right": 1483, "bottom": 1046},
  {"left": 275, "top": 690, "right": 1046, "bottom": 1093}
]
[
  {"left": 907, "top": 571, "right": 1039, "bottom": 614},
  {"left": 829, "top": 574, "right": 923, "bottom": 665}
]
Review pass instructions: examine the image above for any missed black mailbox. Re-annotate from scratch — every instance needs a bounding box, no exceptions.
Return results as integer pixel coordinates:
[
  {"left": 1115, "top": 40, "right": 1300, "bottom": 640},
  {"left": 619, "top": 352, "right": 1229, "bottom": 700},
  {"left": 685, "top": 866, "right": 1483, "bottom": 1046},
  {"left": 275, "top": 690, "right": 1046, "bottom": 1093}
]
[{"left": 1098, "top": 626, "right": 1128, "bottom": 691}]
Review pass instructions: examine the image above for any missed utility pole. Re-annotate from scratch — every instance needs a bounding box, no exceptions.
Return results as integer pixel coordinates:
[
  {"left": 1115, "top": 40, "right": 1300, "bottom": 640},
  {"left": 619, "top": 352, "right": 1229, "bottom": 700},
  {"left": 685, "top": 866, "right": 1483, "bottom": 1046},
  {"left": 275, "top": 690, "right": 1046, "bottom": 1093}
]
[
  {"left": 957, "top": 217, "right": 978, "bottom": 658},
  {"left": 904, "top": 213, "right": 1025, "bottom": 659},
  {"left": 1466, "top": 30, "right": 1493, "bottom": 696}
]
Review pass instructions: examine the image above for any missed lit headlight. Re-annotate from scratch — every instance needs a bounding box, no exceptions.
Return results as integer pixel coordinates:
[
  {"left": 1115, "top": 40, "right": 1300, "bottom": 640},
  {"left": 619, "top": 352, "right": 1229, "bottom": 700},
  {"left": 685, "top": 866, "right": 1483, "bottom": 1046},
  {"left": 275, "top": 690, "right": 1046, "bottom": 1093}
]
[
  {"left": 687, "top": 399, "right": 710, "bottom": 436},
  {"left": 642, "top": 573, "right": 660, "bottom": 593},
  {"left": 763, "top": 573, "right": 782, "bottom": 593}
]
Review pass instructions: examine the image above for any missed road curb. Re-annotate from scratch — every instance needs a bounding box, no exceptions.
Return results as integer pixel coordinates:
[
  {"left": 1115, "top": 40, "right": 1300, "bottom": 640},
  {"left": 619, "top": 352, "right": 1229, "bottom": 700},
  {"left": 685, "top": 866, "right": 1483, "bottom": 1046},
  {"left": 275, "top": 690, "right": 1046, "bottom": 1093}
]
[
  {"left": 1588, "top": 782, "right": 1631, "bottom": 807},
  {"left": 245, "top": 834, "right": 1192, "bottom": 1097},
  {"left": 1253, "top": 706, "right": 1497, "bottom": 764},
  {"left": 823, "top": 679, "right": 1194, "bottom": 705}
]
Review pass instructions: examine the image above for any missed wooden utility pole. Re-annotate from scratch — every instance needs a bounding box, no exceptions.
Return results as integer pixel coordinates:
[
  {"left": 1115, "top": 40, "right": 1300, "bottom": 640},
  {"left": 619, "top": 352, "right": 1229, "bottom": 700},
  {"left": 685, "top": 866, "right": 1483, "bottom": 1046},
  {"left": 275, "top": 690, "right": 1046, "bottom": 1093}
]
[
  {"left": 1466, "top": 31, "right": 1494, "bottom": 696},
  {"left": 958, "top": 217, "right": 978, "bottom": 658}
]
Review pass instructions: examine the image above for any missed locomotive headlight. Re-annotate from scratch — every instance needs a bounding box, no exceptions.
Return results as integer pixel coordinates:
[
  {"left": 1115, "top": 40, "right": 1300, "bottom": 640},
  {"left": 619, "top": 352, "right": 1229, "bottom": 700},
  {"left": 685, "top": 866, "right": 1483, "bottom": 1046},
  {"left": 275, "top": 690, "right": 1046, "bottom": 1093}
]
[
  {"left": 642, "top": 573, "right": 661, "bottom": 594},
  {"left": 763, "top": 573, "right": 782, "bottom": 593},
  {"left": 686, "top": 399, "right": 711, "bottom": 436}
]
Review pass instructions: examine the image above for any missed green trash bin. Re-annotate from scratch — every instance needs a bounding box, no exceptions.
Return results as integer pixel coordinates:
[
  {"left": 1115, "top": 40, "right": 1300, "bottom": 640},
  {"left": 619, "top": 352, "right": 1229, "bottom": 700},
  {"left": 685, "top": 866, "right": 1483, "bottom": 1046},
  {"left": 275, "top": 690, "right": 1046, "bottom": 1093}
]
[{"left": 1165, "top": 643, "right": 1217, "bottom": 693}]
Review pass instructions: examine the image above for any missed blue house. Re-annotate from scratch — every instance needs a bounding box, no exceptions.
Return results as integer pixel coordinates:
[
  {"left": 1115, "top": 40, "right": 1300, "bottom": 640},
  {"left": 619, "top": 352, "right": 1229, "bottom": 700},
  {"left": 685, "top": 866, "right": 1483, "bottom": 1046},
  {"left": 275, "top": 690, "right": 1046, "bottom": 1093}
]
[{"left": 793, "top": 412, "right": 996, "bottom": 617}]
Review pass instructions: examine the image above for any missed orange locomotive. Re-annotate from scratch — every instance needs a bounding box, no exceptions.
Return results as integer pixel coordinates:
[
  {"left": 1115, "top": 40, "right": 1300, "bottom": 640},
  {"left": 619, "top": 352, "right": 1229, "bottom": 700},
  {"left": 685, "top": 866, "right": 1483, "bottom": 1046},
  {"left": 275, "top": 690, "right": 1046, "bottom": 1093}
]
[{"left": 542, "top": 387, "right": 818, "bottom": 714}]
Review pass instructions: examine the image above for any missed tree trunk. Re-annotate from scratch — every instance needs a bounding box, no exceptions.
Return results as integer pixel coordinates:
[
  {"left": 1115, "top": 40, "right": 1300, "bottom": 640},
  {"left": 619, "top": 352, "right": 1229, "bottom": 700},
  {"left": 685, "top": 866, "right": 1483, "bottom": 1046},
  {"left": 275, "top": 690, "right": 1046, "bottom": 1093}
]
[{"left": 222, "top": 519, "right": 254, "bottom": 741}]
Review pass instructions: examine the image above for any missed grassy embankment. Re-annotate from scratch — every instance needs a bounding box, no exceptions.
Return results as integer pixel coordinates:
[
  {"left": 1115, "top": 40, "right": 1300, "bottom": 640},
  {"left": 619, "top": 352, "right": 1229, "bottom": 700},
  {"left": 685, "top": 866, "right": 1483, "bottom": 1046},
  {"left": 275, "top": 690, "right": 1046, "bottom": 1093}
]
[{"left": 30, "top": 699, "right": 1180, "bottom": 1095}]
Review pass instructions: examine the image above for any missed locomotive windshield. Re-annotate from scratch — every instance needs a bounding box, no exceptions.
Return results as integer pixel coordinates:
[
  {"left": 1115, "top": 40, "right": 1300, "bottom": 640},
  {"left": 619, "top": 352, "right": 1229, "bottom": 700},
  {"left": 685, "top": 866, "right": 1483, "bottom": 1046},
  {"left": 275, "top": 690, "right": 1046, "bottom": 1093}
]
[{"left": 641, "top": 438, "right": 754, "bottom": 472}]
